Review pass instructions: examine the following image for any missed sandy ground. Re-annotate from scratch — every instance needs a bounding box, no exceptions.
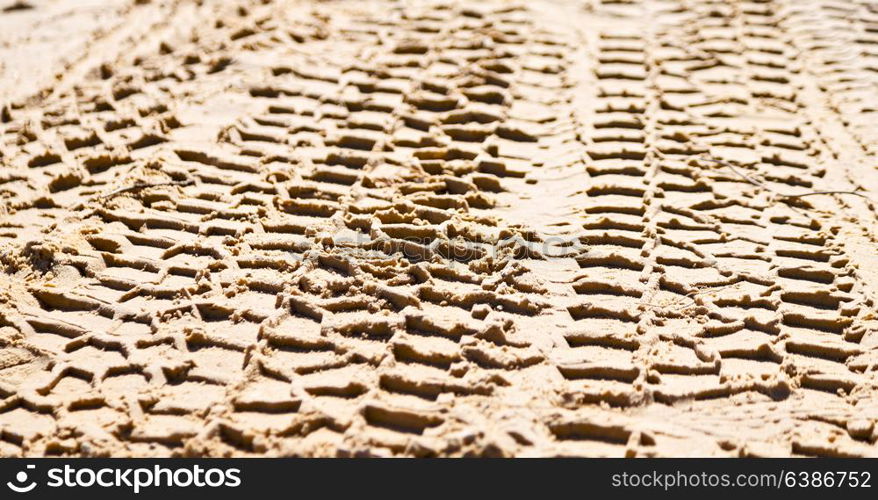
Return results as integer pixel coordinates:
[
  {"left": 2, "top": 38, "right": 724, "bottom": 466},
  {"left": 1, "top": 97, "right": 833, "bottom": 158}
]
[{"left": 0, "top": 0, "right": 877, "bottom": 457}]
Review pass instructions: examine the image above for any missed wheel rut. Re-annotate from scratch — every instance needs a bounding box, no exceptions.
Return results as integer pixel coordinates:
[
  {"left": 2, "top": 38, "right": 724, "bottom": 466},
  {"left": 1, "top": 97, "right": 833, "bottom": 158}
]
[{"left": 0, "top": 0, "right": 876, "bottom": 457}]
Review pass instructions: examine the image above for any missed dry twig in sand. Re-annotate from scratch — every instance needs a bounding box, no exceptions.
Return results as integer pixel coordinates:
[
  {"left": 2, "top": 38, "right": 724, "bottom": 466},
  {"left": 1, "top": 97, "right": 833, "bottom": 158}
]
[
  {"left": 98, "top": 179, "right": 195, "bottom": 200},
  {"left": 699, "top": 155, "right": 872, "bottom": 201}
]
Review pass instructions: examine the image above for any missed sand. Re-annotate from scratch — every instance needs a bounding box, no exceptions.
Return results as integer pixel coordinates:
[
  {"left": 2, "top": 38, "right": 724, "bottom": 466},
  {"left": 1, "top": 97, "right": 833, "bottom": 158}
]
[{"left": 0, "top": 0, "right": 877, "bottom": 457}]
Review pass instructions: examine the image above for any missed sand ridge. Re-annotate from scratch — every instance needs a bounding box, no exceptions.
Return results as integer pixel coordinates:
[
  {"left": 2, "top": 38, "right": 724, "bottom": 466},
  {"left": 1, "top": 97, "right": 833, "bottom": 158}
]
[{"left": 0, "top": 0, "right": 877, "bottom": 457}]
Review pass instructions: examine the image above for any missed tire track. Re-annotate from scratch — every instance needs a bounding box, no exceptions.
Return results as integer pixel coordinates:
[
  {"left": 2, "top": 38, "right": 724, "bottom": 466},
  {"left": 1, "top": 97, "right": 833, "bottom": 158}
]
[{"left": 0, "top": 0, "right": 876, "bottom": 457}]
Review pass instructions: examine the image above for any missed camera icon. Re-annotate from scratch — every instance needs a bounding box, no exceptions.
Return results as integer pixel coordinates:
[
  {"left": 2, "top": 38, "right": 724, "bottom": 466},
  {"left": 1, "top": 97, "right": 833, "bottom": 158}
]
[{"left": 7, "top": 464, "right": 37, "bottom": 493}]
